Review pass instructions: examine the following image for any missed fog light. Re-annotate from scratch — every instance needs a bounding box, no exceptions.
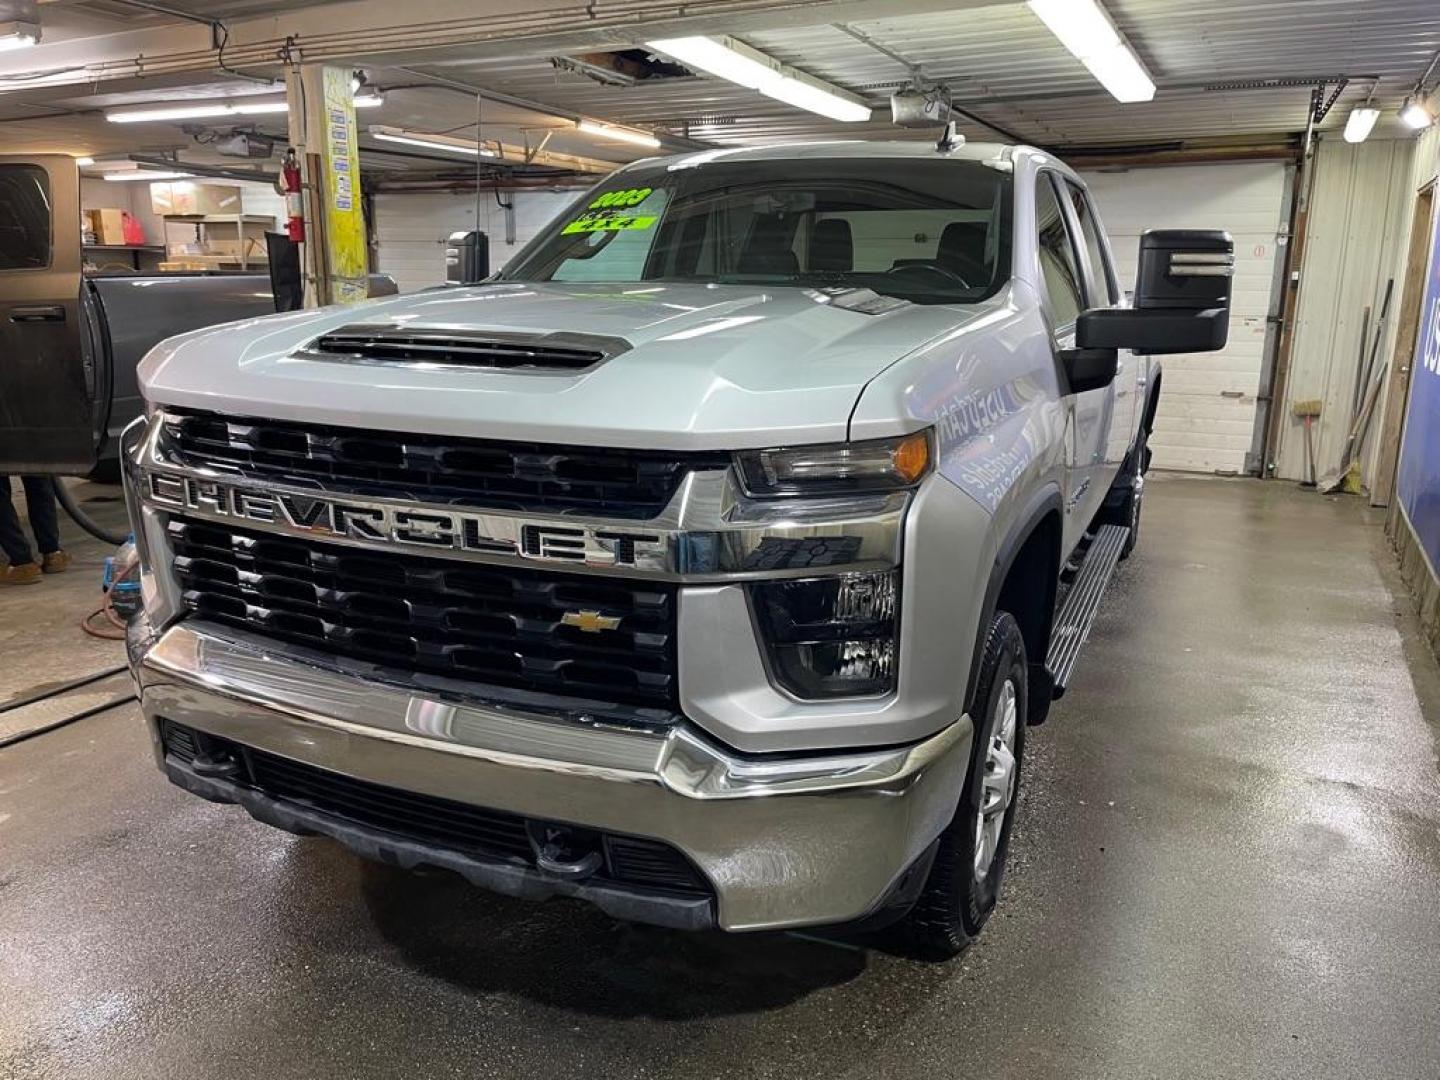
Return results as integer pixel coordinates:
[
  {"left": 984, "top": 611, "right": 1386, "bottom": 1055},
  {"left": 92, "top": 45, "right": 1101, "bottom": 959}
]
[{"left": 751, "top": 570, "right": 899, "bottom": 698}]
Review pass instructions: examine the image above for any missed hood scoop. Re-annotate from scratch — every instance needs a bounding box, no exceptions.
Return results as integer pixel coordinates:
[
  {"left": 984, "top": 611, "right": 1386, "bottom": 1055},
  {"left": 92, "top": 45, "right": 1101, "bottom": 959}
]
[{"left": 303, "top": 326, "right": 628, "bottom": 372}]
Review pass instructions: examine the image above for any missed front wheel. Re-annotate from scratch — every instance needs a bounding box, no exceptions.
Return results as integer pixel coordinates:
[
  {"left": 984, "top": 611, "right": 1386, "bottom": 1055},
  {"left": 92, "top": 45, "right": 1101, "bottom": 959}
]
[{"left": 895, "top": 610, "right": 1028, "bottom": 959}]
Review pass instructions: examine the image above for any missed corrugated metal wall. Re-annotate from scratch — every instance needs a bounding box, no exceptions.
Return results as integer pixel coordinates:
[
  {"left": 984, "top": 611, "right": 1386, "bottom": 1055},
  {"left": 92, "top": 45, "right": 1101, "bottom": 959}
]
[
  {"left": 373, "top": 190, "right": 578, "bottom": 293},
  {"left": 1368, "top": 127, "right": 1440, "bottom": 498},
  {"left": 1276, "top": 137, "right": 1415, "bottom": 484}
]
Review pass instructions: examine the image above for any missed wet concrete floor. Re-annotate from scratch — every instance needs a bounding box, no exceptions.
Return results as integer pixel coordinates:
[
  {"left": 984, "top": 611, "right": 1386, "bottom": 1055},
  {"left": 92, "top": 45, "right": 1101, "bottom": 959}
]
[{"left": 2, "top": 474, "right": 1438, "bottom": 1079}]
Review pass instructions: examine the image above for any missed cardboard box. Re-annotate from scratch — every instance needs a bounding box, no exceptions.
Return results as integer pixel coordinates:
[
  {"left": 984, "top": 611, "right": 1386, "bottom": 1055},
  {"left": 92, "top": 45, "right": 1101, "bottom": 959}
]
[
  {"left": 87, "top": 207, "right": 129, "bottom": 246},
  {"left": 150, "top": 181, "right": 242, "bottom": 216},
  {"left": 149, "top": 182, "right": 184, "bottom": 215}
]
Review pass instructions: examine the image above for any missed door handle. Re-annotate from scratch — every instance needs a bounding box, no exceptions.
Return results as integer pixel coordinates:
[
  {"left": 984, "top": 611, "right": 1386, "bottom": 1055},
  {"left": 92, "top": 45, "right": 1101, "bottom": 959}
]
[{"left": 10, "top": 305, "right": 66, "bottom": 323}]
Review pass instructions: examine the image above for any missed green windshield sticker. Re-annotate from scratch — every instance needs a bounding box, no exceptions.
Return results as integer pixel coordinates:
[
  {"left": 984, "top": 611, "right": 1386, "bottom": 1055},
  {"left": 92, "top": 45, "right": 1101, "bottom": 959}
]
[
  {"left": 561, "top": 212, "right": 658, "bottom": 235},
  {"left": 588, "top": 187, "right": 653, "bottom": 209}
]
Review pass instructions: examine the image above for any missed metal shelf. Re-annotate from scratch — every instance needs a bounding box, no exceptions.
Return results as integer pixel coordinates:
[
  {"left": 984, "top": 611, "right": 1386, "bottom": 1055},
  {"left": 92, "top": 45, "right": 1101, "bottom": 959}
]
[
  {"left": 161, "top": 214, "right": 275, "bottom": 270},
  {"left": 162, "top": 214, "right": 275, "bottom": 224}
]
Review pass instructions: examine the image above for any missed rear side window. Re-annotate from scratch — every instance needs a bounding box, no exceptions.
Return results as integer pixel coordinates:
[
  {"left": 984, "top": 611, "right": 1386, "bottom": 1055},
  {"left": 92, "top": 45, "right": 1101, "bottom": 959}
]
[
  {"left": 1034, "top": 174, "right": 1083, "bottom": 326},
  {"left": 1065, "top": 182, "right": 1117, "bottom": 305},
  {"left": 0, "top": 165, "right": 51, "bottom": 272}
]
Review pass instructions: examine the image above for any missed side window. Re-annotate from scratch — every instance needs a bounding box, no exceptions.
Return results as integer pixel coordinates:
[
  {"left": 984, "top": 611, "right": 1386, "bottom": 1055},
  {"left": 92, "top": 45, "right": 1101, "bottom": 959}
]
[
  {"left": 0, "top": 165, "right": 52, "bottom": 272},
  {"left": 1034, "top": 174, "right": 1084, "bottom": 327},
  {"left": 1066, "top": 182, "right": 1117, "bottom": 306}
]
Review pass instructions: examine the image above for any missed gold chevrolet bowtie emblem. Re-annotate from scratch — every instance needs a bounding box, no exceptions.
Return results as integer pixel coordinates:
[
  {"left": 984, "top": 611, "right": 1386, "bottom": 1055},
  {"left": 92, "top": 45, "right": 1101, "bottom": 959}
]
[{"left": 561, "top": 609, "right": 623, "bottom": 633}]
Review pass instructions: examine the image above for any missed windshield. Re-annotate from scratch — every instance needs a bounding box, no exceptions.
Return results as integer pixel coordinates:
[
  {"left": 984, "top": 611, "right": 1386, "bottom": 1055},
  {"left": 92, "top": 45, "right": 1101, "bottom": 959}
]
[{"left": 501, "top": 157, "right": 1013, "bottom": 306}]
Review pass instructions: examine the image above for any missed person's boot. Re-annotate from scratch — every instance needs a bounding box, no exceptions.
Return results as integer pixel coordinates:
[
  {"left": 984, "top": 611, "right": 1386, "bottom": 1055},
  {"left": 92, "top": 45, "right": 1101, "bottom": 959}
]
[
  {"left": 1, "top": 562, "right": 42, "bottom": 586},
  {"left": 41, "top": 550, "right": 70, "bottom": 574}
]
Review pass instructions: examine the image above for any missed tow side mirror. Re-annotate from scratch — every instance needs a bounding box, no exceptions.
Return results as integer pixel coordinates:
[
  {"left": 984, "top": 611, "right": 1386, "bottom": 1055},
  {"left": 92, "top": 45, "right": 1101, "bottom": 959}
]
[{"left": 1076, "top": 229, "right": 1234, "bottom": 355}]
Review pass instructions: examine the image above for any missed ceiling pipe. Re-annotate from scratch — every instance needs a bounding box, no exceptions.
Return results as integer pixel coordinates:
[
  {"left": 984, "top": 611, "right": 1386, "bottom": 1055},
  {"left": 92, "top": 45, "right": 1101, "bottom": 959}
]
[
  {"left": 369, "top": 176, "right": 594, "bottom": 193},
  {"left": 95, "top": 0, "right": 274, "bottom": 83},
  {"left": 1059, "top": 141, "right": 1302, "bottom": 168},
  {"left": 125, "top": 154, "right": 278, "bottom": 184},
  {"left": 390, "top": 66, "right": 710, "bottom": 152}
]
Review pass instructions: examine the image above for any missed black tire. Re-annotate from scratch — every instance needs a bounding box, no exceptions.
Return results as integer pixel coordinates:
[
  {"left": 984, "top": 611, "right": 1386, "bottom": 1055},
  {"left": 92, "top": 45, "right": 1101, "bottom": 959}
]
[{"left": 896, "top": 611, "right": 1028, "bottom": 959}]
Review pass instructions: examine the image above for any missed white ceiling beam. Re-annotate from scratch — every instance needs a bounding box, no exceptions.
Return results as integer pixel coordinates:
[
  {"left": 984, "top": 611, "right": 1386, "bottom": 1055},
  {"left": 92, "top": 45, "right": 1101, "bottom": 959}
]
[{"left": 0, "top": 0, "right": 1021, "bottom": 96}]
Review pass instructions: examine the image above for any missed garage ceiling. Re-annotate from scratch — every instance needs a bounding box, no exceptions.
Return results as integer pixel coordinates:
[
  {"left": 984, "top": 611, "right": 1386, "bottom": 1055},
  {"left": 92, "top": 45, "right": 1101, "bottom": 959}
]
[
  {"left": 423, "top": 0, "right": 1440, "bottom": 147},
  {"left": 3, "top": 0, "right": 1438, "bottom": 169}
]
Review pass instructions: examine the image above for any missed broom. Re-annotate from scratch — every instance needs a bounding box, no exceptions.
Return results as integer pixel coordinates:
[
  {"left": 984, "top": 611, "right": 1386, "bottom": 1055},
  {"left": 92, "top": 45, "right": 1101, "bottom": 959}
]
[{"left": 1292, "top": 399, "right": 1323, "bottom": 488}]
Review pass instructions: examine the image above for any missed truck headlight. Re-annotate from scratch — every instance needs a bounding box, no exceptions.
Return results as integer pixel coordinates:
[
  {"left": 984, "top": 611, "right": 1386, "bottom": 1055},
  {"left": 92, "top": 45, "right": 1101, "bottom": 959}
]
[
  {"left": 750, "top": 570, "right": 899, "bottom": 698},
  {"left": 735, "top": 432, "right": 931, "bottom": 498}
]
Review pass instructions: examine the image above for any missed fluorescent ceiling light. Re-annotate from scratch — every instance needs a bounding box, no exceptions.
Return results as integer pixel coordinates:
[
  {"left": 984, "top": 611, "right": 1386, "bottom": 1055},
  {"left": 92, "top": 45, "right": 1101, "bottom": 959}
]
[
  {"left": 106, "top": 99, "right": 289, "bottom": 123},
  {"left": 107, "top": 93, "right": 379, "bottom": 123},
  {"left": 74, "top": 156, "right": 94, "bottom": 167},
  {"left": 108, "top": 104, "right": 232, "bottom": 123},
  {"left": 646, "top": 35, "right": 871, "bottom": 122},
  {"left": 1026, "top": 0, "right": 1156, "bottom": 103},
  {"left": 648, "top": 36, "right": 776, "bottom": 90},
  {"left": 369, "top": 126, "right": 497, "bottom": 157},
  {"left": 577, "top": 119, "right": 661, "bottom": 148},
  {"left": 1400, "top": 96, "right": 1434, "bottom": 130},
  {"left": 761, "top": 69, "right": 872, "bottom": 122},
  {"left": 1343, "top": 106, "right": 1380, "bottom": 143},
  {"left": 103, "top": 170, "right": 194, "bottom": 181}
]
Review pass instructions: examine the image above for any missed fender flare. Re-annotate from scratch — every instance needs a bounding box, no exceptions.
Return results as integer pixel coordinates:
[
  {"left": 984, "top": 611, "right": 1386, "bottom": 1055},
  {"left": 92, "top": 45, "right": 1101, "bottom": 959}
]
[
  {"left": 963, "top": 481, "right": 1063, "bottom": 713},
  {"left": 1142, "top": 363, "right": 1163, "bottom": 436},
  {"left": 1108, "top": 365, "right": 1162, "bottom": 502}
]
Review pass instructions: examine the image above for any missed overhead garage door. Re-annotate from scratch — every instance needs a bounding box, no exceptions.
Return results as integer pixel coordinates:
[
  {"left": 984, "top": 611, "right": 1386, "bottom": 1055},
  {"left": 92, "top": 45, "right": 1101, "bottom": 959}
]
[
  {"left": 1080, "top": 163, "right": 1290, "bottom": 474},
  {"left": 374, "top": 191, "right": 575, "bottom": 294}
]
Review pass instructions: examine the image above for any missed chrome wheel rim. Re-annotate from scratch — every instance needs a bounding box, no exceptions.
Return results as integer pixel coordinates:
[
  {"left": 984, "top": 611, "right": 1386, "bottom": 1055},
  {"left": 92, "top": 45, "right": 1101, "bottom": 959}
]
[{"left": 974, "top": 677, "right": 1018, "bottom": 881}]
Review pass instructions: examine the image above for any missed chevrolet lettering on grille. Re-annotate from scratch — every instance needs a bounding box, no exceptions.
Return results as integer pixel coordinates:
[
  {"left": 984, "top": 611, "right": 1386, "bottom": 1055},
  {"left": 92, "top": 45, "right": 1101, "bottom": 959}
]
[{"left": 144, "top": 470, "right": 667, "bottom": 569}]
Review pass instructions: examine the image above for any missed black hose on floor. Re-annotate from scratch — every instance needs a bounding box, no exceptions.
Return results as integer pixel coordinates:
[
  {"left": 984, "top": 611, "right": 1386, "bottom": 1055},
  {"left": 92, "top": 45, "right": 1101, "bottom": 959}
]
[
  {"left": 0, "top": 693, "right": 136, "bottom": 749},
  {"left": 52, "top": 477, "right": 127, "bottom": 546},
  {"left": 0, "top": 664, "right": 129, "bottom": 715}
]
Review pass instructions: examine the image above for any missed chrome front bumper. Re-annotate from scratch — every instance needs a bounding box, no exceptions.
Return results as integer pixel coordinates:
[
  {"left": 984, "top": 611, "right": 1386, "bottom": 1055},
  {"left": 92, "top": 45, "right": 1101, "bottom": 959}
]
[{"left": 130, "top": 618, "right": 971, "bottom": 932}]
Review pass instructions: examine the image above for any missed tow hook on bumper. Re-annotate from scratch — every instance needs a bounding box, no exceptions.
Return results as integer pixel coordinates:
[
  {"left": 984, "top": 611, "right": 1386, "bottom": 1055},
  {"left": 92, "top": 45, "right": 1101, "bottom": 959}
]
[
  {"left": 165, "top": 754, "right": 717, "bottom": 931},
  {"left": 526, "top": 822, "right": 605, "bottom": 881},
  {"left": 131, "top": 618, "right": 973, "bottom": 931}
]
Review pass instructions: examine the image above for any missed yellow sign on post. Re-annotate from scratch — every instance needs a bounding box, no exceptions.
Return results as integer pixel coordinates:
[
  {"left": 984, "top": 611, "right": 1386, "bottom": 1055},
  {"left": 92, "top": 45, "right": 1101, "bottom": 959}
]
[
  {"left": 283, "top": 64, "right": 369, "bottom": 306},
  {"left": 318, "top": 65, "right": 368, "bottom": 305}
]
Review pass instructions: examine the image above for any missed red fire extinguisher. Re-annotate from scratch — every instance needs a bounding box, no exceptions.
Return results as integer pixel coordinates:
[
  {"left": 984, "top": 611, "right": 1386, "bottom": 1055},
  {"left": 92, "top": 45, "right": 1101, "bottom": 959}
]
[{"left": 282, "top": 148, "right": 305, "bottom": 243}]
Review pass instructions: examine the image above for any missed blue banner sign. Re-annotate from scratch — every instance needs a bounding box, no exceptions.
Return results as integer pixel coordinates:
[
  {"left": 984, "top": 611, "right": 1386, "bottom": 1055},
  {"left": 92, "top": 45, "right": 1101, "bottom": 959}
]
[{"left": 1397, "top": 199, "right": 1440, "bottom": 569}]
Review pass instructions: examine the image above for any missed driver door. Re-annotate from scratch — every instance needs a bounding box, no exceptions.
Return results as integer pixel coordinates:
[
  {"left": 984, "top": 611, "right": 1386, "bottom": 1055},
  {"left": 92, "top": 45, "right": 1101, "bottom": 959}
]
[
  {"left": 1035, "top": 172, "right": 1106, "bottom": 554},
  {"left": 0, "top": 155, "right": 91, "bottom": 474}
]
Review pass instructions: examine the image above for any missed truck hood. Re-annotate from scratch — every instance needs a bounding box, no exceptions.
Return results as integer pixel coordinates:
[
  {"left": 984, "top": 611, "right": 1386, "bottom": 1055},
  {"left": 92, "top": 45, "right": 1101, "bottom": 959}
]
[{"left": 138, "top": 281, "right": 997, "bottom": 450}]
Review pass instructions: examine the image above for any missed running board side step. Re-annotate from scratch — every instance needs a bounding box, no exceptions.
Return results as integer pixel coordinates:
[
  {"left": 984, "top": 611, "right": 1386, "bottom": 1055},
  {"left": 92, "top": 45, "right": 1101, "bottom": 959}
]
[{"left": 1046, "top": 524, "right": 1129, "bottom": 696}]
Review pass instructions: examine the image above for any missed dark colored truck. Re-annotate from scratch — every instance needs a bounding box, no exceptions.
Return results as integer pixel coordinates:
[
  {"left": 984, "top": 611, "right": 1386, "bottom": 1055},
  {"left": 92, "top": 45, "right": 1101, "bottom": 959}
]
[{"left": 0, "top": 153, "right": 395, "bottom": 475}]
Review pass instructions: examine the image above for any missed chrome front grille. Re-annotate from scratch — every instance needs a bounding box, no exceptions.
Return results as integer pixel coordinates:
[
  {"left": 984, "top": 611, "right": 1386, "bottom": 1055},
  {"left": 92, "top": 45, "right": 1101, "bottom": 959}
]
[
  {"left": 159, "top": 411, "right": 728, "bottom": 520},
  {"left": 168, "top": 519, "right": 680, "bottom": 714}
]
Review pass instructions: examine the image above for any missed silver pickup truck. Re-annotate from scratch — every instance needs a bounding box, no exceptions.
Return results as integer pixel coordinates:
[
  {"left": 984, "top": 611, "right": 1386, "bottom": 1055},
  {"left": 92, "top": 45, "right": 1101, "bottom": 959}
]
[{"left": 121, "top": 141, "right": 1232, "bottom": 957}]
